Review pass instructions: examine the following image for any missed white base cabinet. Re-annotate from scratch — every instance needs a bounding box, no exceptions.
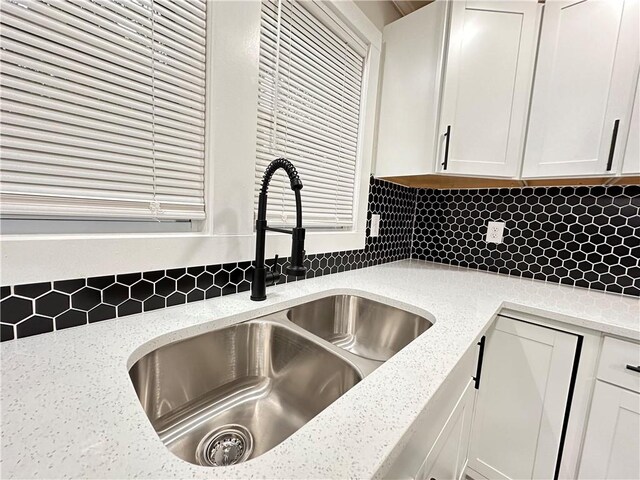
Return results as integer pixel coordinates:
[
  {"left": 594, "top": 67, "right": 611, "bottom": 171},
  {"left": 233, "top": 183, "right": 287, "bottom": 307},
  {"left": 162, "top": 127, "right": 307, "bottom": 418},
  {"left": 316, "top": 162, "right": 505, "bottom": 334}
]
[
  {"left": 578, "top": 381, "right": 640, "bottom": 479},
  {"left": 578, "top": 336, "right": 640, "bottom": 479},
  {"left": 381, "top": 343, "right": 478, "bottom": 480},
  {"left": 380, "top": 318, "right": 637, "bottom": 480},
  {"left": 418, "top": 379, "right": 475, "bottom": 480},
  {"left": 467, "top": 315, "right": 580, "bottom": 480}
]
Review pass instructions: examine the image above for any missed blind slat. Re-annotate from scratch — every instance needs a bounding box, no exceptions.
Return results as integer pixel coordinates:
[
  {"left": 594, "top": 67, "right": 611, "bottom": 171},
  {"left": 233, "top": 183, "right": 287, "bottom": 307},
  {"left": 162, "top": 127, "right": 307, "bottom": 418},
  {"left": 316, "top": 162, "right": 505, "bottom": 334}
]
[
  {"left": 2, "top": 148, "right": 203, "bottom": 177},
  {"left": 0, "top": 25, "right": 205, "bottom": 103},
  {"left": 0, "top": 0, "right": 207, "bottom": 220}
]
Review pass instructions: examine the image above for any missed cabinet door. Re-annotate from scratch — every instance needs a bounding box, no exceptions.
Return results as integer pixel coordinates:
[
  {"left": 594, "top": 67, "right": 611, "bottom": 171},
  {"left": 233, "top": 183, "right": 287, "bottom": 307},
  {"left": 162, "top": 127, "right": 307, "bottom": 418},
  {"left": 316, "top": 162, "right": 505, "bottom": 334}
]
[
  {"left": 375, "top": 1, "right": 448, "bottom": 177},
  {"left": 437, "top": 0, "right": 540, "bottom": 178},
  {"left": 419, "top": 379, "right": 476, "bottom": 480},
  {"left": 578, "top": 381, "right": 640, "bottom": 479},
  {"left": 622, "top": 74, "right": 640, "bottom": 175},
  {"left": 467, "top": 316, "right": 580, "bottom": 480},
  {"left": 381, "top": 342, "right": 478, "bottom": 479},
  {"left": 523, "top": 0, "right": 640, "bottom": 178}
]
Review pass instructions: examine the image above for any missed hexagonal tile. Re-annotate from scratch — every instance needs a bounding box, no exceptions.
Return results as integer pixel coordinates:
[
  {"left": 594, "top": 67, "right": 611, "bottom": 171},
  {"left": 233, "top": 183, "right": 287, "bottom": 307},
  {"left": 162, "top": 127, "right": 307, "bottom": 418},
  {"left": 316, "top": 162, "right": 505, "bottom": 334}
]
[
  {"left": 155, "top": 277, "right": 176, "bottom": 297},
  {"left": 35, "top": 291, "right": 69, "bottom": 317},
  {"left": 1, "top": 324, "right": 15, "bottom": 342},
  {"left": 177, "top": 275, "right": 196, "bottom": 294},
  {"left": 87, "top": 275, "right": 115, "bottom": 289},
  {"left": 16, "top": 315, "right": 53, "bottom": 338},
  {"left": 118, "top": 299, "right": 142, "bottom": 317},
  {"left": 131, "top": 280, "right": 154, "bottom": 301},
  {"left": 196, "top": 272, "right": 214, "bottom": 290},
  {"left": 14, "top": 282, "right": 51, "bottom": 298},
  {"left": 88, "top": 304, "right": 116, "bottom": 323},
  {"left": 143, "top": 270, "right": 165, "bottom": 282},
  {"left": 71, "top": 287, "right": 101, "bottom": 311},
  {"left": 214, "top": 270, "right": 229, "bottom": 288},
  {"left": 143, "top": 295, "right": 165, "bottom": 312},
  {"left": 0, "top": 296, "right": 33, "bottom": 324},
  {"left": 167, "top": 292, "right": 186, "bottom": 306},
  {"left": 53, "top": 279, "right": 85, "bottom": 294},
  {"left": 103, "top": 284, "right": 129, "bottom": 306},
  {"left": 56, "top": 309, "right": 87, "bottom": 330}
]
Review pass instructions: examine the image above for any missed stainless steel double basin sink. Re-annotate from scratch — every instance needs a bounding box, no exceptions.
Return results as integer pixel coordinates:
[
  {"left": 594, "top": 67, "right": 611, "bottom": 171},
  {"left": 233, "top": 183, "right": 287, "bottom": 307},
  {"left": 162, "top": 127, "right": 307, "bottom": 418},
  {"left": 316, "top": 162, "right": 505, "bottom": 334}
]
[{"left": 129, "top": 294, "right": 432, "bottom": 467}]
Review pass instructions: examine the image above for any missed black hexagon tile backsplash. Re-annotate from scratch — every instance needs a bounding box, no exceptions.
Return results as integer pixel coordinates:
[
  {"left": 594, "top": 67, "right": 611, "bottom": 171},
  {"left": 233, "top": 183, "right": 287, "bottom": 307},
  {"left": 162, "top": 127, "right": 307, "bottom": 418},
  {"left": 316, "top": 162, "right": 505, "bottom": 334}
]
[
  {"left": 413, "top": 185, "right": 639, "bottom": 296},
  {"left": 0, "top": 179, "right": 638, "bottom": 342}
]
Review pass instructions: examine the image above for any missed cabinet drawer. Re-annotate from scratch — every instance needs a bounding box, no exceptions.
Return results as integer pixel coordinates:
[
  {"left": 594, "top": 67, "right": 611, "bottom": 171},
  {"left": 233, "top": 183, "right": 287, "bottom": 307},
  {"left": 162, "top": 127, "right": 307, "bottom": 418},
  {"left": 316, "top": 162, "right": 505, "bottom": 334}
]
[{"left": 597, "top": 337, "right": 640, "bottom": 393}]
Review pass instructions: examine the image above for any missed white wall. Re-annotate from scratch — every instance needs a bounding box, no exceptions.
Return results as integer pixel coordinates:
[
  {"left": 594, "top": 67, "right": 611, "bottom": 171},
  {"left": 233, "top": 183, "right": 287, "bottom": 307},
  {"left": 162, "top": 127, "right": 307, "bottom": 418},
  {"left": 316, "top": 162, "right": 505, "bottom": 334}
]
[
  {"left": 0, "top": 1, "right": 382, "bottom": 285},
  {"left": 355, "top": 1, "right": 402, "bottom": 30}
]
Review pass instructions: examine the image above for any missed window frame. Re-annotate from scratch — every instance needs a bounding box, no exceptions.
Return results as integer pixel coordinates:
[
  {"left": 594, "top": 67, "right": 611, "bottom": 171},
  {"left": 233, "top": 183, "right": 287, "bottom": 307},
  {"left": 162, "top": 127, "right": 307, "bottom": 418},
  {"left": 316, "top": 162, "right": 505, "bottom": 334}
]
[{"left": 0, "top": 0, "right": 382, "bottom": 286}]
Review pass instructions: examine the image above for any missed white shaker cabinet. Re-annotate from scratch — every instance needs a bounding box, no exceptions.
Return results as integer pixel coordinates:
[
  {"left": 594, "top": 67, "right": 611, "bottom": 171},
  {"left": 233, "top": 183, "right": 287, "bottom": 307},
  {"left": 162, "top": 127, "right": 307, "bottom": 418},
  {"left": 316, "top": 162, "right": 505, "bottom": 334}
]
[
  {"left": 375, "top": 0, "right": 448, "bottom": 177},
  {"left": 579, "top": 382, "right": 640, "bottom": 479},
  {"left": 578, "top": 336, "right": 640, "bottom": 479},
  {"left": 436, "top": 0, "right": 540, "bottom": 178},
  {"left": 467, "top": 315, "right": 580, "bottom": 480},
  {"left": 381, "top": 343, "right": 478, "bottom": 480},
  {"left": 419, "top": 379, "right": 476, "bottom": 480},
  {"left": 522, "top": 0, "right": 640, "bottom": 178}
]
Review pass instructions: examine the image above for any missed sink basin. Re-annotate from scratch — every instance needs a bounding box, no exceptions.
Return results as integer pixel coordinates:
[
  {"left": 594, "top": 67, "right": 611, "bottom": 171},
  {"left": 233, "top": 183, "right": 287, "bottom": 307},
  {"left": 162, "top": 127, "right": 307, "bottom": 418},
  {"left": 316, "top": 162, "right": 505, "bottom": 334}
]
[
  {"left": 129, "top": 293, "right": 433, "bottom": 467},
  {"left": 129, "top": 320, "right": 361, "bottom": 466},
  {"left": 286, "top": 294, "right": 432, "bottom": 362}
]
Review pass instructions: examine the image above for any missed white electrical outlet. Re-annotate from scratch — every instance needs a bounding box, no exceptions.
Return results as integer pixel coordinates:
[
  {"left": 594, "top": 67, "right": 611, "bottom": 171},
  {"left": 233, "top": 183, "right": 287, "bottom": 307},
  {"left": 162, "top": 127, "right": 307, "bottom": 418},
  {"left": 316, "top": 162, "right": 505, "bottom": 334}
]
[
  {"left": 370, "top": 214, "right": 380, "bottom": 237},
  {"left": 486, "top": 221, "right": 505, "bottom": 243}
]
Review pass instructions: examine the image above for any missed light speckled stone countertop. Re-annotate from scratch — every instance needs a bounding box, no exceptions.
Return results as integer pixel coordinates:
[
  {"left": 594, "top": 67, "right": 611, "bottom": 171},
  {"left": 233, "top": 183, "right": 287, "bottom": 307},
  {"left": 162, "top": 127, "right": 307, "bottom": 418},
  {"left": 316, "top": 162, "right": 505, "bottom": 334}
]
[{"left": 1, "top": 260, "right": 639, "bottom": 479}]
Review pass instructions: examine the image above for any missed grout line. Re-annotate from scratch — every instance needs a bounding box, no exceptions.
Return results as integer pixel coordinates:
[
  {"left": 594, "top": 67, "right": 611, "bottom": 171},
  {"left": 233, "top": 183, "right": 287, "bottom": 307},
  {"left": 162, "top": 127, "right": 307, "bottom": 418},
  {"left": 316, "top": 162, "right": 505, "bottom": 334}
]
[{"left": 409, "top": 187, "right": 419, "bottom": 260}]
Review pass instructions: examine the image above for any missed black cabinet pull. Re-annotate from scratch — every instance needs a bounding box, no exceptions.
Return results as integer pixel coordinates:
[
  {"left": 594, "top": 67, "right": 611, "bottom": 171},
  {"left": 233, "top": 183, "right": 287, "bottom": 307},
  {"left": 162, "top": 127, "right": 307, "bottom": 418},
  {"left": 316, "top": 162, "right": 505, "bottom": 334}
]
[
  {"left": 626, "top": 364, "right": 640, "bottom": 373},
  {"left": 442, "top": 125, "right": 451, "bottom": 170},
  {"left": 606, "top": 119, "right": 620, "bottom": 171},
  {"left": 473, "top": 335, "right": 486, "bottom": 390}
]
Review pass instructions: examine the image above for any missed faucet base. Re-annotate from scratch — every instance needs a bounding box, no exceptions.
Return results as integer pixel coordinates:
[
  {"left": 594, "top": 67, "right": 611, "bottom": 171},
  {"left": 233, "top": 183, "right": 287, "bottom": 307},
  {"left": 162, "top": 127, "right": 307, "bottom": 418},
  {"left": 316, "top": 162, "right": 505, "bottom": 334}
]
[{"left": 250, "top": 266, "right": 267, "bottom": 302}]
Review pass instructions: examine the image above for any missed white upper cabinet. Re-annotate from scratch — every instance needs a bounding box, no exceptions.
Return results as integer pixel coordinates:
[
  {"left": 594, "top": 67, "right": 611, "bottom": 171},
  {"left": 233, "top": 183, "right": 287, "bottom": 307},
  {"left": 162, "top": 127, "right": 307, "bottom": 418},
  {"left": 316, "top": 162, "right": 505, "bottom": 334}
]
[
  {"left": 375, "top": 0, "right": 448, "bottom": 177},
  {"left": 523, "top": 0, "right": 640, "bottom": 178},
  {"left": 437, "top": 0, "right": 540, "bottom": 178},
  {"left": 622, "top": 74, "right": 640, "bottom": 175}
]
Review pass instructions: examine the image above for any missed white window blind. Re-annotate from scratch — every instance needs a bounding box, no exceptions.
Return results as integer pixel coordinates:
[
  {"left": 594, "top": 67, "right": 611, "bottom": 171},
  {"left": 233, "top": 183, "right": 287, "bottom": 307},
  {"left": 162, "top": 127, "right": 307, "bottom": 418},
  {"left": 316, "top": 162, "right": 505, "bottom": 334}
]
[
  {"left": 256, "top": 0, "right": 365, "bottom": 228},
  {"left": 0, "top": 0, "right": 207, "bottom": 221}
]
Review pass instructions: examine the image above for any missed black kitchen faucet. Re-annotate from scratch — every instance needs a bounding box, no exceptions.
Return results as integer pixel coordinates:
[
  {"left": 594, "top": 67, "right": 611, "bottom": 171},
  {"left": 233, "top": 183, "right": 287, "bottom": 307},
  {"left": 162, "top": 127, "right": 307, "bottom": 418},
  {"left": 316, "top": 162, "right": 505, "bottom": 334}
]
[{"left": 251, "top": 158, "right": 307, "bottom": 301}]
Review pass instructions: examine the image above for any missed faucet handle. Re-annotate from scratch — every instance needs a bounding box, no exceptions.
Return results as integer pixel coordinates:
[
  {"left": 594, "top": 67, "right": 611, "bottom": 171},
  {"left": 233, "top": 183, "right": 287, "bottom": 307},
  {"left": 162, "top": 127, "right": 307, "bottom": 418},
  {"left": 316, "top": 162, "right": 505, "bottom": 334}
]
[{"left": 266, "top": 255, "right": 281, "bottom": 286}]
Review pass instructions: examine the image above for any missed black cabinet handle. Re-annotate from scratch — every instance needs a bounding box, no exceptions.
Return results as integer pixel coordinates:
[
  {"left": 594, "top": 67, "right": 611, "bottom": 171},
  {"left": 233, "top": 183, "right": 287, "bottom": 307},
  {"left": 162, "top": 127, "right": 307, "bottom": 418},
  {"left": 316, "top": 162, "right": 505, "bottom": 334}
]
[
  {"left": 626, "top": 364, "right": 640, "bottom": 373},
  {"left": 442, "top": 125, "right": 451, "bottom": 170},
  {"left": 473, "top": 335, "right": 486, "bottom": 390},
  {"left": 606, "top": 119, "right": 620, "bottom": 171}
]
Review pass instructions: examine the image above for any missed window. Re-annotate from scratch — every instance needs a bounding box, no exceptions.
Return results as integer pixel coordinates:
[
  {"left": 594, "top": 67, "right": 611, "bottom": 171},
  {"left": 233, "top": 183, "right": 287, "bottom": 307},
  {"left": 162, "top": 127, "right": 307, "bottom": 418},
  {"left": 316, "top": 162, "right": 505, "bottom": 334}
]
[
  {"left": 0, "top": 0, "right": 207, "bottom": 222},
  {"left": 256, "top": 0, "right": 366, "bottom": 229}
]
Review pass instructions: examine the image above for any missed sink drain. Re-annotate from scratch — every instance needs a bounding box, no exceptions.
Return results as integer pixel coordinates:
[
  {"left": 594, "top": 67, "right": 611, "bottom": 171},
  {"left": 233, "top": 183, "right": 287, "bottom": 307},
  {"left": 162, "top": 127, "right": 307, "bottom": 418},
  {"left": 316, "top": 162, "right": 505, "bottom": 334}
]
[{"left": 195, "top": 424, "right": 254, "bottom": 467}]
